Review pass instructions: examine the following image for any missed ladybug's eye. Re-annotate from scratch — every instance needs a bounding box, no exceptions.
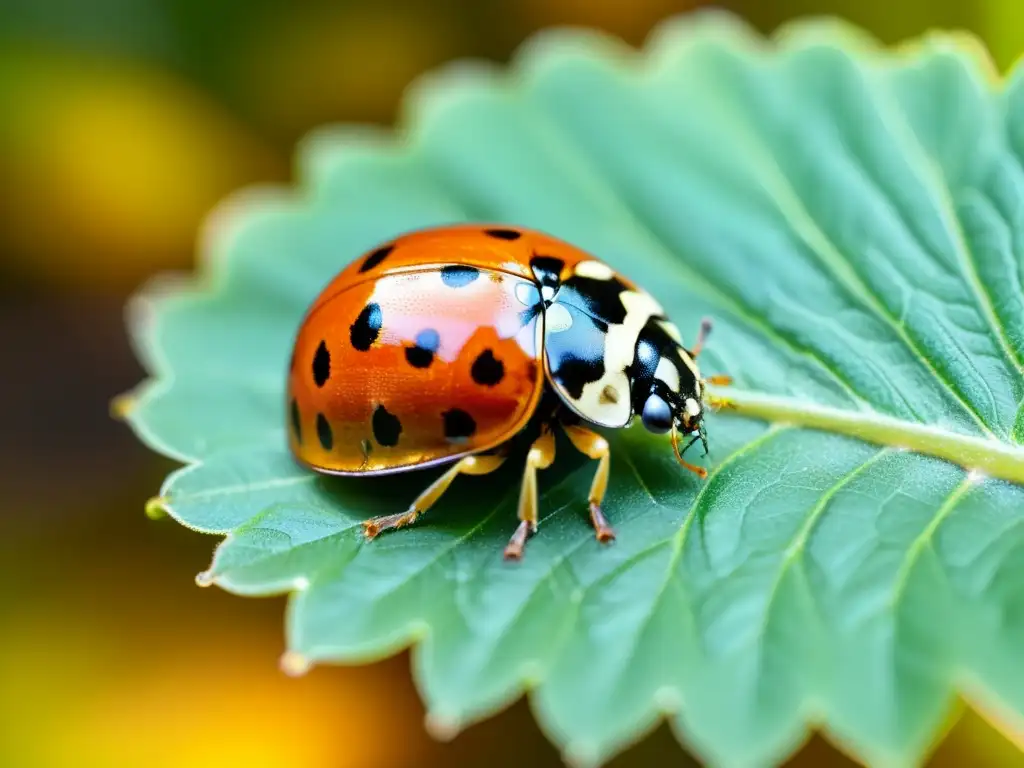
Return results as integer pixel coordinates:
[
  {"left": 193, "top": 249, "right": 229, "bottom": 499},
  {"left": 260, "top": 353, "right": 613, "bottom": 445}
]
[{"left": 641, "top": 394, "right": 673, "bottom": 434}]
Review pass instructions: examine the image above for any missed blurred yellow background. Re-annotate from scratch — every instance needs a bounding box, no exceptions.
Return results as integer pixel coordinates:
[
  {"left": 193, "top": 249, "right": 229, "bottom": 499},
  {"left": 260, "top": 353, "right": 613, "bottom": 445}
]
[{"left": 2, "top": 1, "right": 1024, "bottom": 766}]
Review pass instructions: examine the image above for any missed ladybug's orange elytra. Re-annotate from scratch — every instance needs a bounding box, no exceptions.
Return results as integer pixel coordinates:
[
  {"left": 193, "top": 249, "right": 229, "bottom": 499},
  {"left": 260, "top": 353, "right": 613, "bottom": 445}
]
[{"left": 286, "top": 224, "right": 730, "bottom": 559}]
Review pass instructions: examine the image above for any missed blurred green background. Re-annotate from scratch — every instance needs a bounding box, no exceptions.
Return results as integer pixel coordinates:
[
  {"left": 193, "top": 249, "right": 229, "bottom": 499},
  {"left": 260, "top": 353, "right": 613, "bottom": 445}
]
[{"left": 3, "top": 1, "right": 1024, "bottom": 766}]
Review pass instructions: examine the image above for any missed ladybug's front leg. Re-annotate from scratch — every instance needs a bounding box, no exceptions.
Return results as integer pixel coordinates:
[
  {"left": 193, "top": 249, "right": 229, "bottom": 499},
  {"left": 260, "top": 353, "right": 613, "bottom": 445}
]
[
  {"left": 504, "top": 428, "right": 556, "bottom": 560},
  {"left": 363, "top": 452, "right": 506, "bottom": 539},
  {"left": 561, "top": 424, "right": 616, "bottom": 544}
]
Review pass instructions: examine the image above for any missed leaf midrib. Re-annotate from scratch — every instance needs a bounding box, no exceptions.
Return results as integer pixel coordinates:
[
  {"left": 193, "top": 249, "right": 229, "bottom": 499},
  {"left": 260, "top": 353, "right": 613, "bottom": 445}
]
[{"left": 719, "top": 387, "right": 1024, "bottom": 484}]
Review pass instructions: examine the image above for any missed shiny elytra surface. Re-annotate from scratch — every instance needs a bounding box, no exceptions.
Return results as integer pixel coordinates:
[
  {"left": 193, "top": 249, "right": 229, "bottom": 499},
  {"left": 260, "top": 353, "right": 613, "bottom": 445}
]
[{"left": 287, "top": 261, "right": 545, "bottom": 475}]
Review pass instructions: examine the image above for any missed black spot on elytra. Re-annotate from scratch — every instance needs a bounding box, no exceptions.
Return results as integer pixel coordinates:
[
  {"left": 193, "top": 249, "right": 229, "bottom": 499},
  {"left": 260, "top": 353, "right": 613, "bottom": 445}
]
[
  {"left": 442, "top": 408, "right": 476, "bottom": 441},
  {"left": 484, "top": 228, "right": 521, "bottom": 240},
  {"left": 440, "top": 265, "right": 480, "bottom": 288},
  {"left": 312, "top": 340, "right": 330, "bottom": 387},
  {"left": 372, "top": 404, "right": 402, "bottom": 447},
  {"left": 316, "top": 413, "right": 333, "bottom": 450},
  {"left": 290, "top": 399, "right": 302, "bottom": 443},
  {"left": 471, "top": 349, "right": 504, "bottom": 386},
  {"left": 405, "top": 328, "right": 439, "bottom": 368},
  {"left": 530, "top": 255, "right": 564, "bottom": 288},
  {"left": 359, "top": 245, "right": 393, "bottom": 272},
  {"left": 350, "top": 302, "right": 382, "bottom": 351}
]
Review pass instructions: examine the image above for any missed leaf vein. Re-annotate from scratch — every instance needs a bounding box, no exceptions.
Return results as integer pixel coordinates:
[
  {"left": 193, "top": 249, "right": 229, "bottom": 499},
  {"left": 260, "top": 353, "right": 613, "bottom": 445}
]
[
  {"left": 753, "top": 449, "right": 891, "bottom": 652},
  {"left": 886, "top": 474, "right": 975, "bottom": 612},
  {"left": 717, "top": 107, "right": 997, "bottom": 438},
  {"left": 874, "top": 81, "right": 1024, "bottom": 380}
]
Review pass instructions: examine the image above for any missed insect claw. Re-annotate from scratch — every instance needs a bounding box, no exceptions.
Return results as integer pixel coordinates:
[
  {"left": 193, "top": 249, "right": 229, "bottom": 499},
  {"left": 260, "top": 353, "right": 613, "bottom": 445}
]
[
  {"left": 504, "top": 520, "right": 534, "bottom": 560},
  {"left": 589, "top": 503, "right": 616, "bottom": 543}
]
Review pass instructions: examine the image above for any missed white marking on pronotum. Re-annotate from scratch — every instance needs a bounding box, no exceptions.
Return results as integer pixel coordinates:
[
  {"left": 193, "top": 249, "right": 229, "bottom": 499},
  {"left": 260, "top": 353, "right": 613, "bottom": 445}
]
[
  {"left": 685, "top": 398, "right": 701, "bottom": 418},
  {"left": 574, "top": 259, "right": 616, "bottom": 280},
  {"left": 659, "top": 319, "right": 683, "bottom": 344}
]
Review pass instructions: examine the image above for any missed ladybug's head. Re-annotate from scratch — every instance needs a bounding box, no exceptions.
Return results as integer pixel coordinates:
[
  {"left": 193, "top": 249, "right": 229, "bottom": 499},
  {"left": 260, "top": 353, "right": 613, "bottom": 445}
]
[
  {"left": 639, "top": 376, "right": 708, "bottom": 476},
  {"left": 633, "top": 318, "right": 715, "bottom": 479}
]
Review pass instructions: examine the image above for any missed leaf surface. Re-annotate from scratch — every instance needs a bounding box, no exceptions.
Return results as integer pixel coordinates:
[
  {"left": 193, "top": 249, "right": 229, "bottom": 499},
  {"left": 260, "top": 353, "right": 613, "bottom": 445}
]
[{"left": 122, "top": 12, "right": 1024, "bottom": 767}]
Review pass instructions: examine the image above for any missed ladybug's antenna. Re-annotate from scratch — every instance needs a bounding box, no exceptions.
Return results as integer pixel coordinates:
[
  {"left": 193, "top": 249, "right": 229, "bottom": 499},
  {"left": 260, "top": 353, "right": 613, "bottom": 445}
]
[
  {"left": 690, "top": 317, "right": 713, "bottom": 358},
  {"left": 671, "top": 427, "right": 708, "bottom": 479}
]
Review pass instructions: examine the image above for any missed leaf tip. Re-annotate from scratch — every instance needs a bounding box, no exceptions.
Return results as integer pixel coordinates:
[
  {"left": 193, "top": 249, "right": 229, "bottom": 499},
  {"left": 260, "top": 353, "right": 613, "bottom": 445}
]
[
  {"left": 424, "top": 710, "right": 463, "bottom": 742},
  {"left": 519, "top": 659, "right": 545, "bottom": 688},
  {"left": 109, "top": 391, "right": 136, "bottom": 421},
  {"left": 563, "top": 740, "right": 601, "bottom": 768},
  {"left": 654, "top": 685, "right": 683, "bottom": 715},
  {"left": 144, "top": 496, "right": 169, "bottom": 520},
  {"left": 280, "top": 650, "right": 313, "bottom": 677},
  {"left": 407, "top": 619, "right": 430, "bottom": 642}
]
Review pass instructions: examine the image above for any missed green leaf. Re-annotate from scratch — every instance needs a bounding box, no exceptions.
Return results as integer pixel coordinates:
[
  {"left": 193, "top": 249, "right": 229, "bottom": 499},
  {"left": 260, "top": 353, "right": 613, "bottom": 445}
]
[{"left": 119, "top": 10, "right": 1024, "bottom": 767}]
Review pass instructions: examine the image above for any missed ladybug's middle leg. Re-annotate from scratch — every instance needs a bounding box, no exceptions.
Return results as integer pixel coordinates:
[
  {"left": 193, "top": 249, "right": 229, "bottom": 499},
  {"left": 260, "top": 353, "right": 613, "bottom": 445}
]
[
  {"left": 561, "top": 424, "right": 615, "bottom": 544},
  {"left": 363, "top": 452, "right": 507, "bottom": 539}
]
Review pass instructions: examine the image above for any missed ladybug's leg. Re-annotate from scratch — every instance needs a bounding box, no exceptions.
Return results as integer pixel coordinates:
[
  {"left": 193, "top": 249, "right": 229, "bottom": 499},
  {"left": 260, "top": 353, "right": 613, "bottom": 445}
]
[
  {"left": 504, "top": 428, "right": 556, "bottom": 560},
  {"left": 706, "top": 393, "right": 735, "bottom": 410},
  {"left": 363, "top": 453, "right": 506, "bottom": 539},
  {"left": 561, "top": 424, "right": 615, "bottom": 544}
]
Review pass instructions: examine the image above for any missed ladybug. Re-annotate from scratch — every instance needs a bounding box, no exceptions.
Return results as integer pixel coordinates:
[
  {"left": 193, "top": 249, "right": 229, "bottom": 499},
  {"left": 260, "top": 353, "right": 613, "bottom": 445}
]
[{"left": 286, "top": 224, "right": 731, "bottom": 559}]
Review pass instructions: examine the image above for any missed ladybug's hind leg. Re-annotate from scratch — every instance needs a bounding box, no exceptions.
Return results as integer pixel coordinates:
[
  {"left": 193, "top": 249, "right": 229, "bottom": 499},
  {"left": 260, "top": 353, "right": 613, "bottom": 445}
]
[
  {"left": 504, "top": 428, "right": 556, "bottom": 560},
  {"left": 363, "top": 452, "right": 506, "bottom": 540},
  {"left": 561, "top": 424, "right": 616, "bottom": 544}
]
